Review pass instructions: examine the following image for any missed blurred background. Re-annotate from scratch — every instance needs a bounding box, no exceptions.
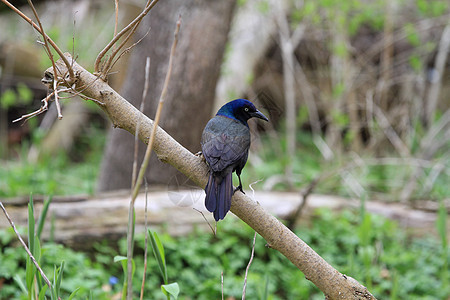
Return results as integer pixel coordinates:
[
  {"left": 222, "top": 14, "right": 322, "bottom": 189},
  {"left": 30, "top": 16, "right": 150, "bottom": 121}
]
[{"left": 0, "top": 0, "right": 449, "bottom": 299}]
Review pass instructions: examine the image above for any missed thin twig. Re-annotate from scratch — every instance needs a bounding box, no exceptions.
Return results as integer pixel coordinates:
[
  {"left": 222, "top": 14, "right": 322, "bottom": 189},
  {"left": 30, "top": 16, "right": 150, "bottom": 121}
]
[
  {"left": 103, "top": 22, "right": 140, "bottom": 76},
  {"left": 373, "top": 103, "right": 410, "bottom": 157},
  {"left": 1, "top": 0, "right": 74, "bottom": 80},
  {"left": 94, "top": 0, "right": 160, "bottom": 74},
  {"left": 53, "top": 78, "right": 63, "bottom": 119},
  {"left": 126, "top": 17, "right": 181, "bottom": 300},
  {"left": 193, "top": 208, "right": 216, "bottom": 236},
  {"left": 248, "top": 179, "right": 263, "bottom": 200},
  {"left": 27, "top": 0, "right": 59, "bottom": 87},
  {"left": 221, "top": 271, "right": 224, "bottom": 300},
  {"left": 113, "top": 0, "right": 119, "bottom": 52},
  {"left": 12, "top": 90, "right": 55, "bottom": 123},
  {"left": 132, "top": 57, "right": 151, "bottom": 189},
  {"left": 106, "top": 28, "right": 151, "bottom": 77},
  {"left": 242, "top": 232, "right": 257, "bottom": 300},
  {"left": 286, "top": 177, "right": 319, "bottom": 229},
  {"left": 0, "top": 201, "right": 53, "bottom": 290},
  {"left": 140, "top": 179, "right": 149, "bottom": 300}
]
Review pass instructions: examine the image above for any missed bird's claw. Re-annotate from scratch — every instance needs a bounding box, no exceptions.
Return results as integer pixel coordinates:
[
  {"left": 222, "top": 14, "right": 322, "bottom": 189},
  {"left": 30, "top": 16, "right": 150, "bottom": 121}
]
[
  {"left": 195, "top": 151, "right": 206, "bottom": 162},
  {"left": 233, "top": 185, "right": 245, "bottom": 195}
]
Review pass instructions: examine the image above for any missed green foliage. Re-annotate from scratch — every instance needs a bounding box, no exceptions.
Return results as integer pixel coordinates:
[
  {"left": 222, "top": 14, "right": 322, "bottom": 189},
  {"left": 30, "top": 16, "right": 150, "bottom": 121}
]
[
  {"left": 0, "top": 209, "right": 448, "bottom": 299},
  {"left": 6, "top": 196, "right": 79, "bottom": 300},
  {"left": 148, "top": 230, "right": 179, "bottom": 299},
  {"left": 0, "top": 125, "right": 105, "bottom": 198},
  {"left": 0, "top": 83, "right": 33, "bottom": 110},
  {"left": 245, "top": 131, "right": 450, "bottom": 200},
  {"left": 416, "top": 0, "right": 448, "bottom": 17},
  {"left": 114, "top": 255, "right": 135, "bottom": 300},
  {"left": 0, "top": 89, "right": 16, "bottom": 109}
]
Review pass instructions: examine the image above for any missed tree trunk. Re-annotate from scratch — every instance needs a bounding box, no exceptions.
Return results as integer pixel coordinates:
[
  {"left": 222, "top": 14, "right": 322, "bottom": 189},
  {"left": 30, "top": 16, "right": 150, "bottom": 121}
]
[{"left": 97, "top": 0, "right": 236, "bottom": 191}]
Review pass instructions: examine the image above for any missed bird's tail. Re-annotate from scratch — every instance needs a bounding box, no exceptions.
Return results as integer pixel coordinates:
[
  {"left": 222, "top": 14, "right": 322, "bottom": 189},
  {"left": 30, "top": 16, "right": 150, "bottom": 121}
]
[{"left": 205, "top": 172, "right": 233, "bottom": 221}]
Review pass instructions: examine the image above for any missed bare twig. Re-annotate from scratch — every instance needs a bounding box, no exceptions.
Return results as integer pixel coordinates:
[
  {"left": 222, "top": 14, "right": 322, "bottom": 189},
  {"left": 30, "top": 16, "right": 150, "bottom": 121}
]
[
  {"left": 242, "top": 232, "right": 257, "bottom": 300},
  {"left": 287, "top": 177, "right": 320, "bottom": 229},
  {"left": 193, "top": 208, "right": 216, "bottom": 236},
  {"left": 0, "top": 201, "right": 53, "bottom": 290},
  {"left": 12, "top": 91, "right": 55, "bottom": 123},
  {"left": 94, "top": 0, "right": 160, "bottom": 75},
  {"left": 1, "top": 0, "right": 74, "bottom": 80},
  {"left": 140, "top": 179, "right": 149, "bottom": 300},
  {"left": 53, "top": 78, "right": 63, "bottom": 119},
  {"left": 221, "top": 271, "right": 224, "bottom": 300},
  {"left": 126, "top": 17, "right": 181, "bottom": 300},
  {"left": 106, "top": 28, "right": 151, "bottom": 83},
  {"left": 373, "top": 103, "right": 410, "bottom": 157},
  {"left": 132, "top": 57, "right": 151, "bottom": 189},
  {"left": 114, "top": 0, "right": 119, "bottom": 44},
  {"left": 27, "top": 0, "right": 59, "bottom": 85}
]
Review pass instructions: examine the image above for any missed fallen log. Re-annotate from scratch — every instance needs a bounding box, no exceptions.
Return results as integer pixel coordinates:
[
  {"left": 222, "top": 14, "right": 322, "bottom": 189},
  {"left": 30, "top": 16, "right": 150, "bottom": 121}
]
[{"left": 1, "top": 191, "right": 447, "bottom": 249}]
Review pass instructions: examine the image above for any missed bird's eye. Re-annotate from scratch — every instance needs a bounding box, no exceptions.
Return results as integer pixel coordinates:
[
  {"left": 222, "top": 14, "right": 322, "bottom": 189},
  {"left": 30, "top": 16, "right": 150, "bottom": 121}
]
[{"left": 244, "top": 107, "right": 249, "bottom": 112}]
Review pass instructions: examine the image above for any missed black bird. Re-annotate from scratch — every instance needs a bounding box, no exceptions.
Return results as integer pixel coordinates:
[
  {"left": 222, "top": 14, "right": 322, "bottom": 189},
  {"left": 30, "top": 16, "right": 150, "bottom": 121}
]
[{"left": 201, "top": 99, "right": 268, "bottom": 221}]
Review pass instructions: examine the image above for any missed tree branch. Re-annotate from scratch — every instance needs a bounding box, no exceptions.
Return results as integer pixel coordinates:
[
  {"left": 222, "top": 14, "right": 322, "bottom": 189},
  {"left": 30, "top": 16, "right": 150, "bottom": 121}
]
[
  {"left": 1, "top": 0, "right": 75, "bottom": 81},
  {"left": 43, "top": 53, "right": 375, "bottom": 299},
  {"left": 94, "top": 0, "right": 160, "bottom": 75}
]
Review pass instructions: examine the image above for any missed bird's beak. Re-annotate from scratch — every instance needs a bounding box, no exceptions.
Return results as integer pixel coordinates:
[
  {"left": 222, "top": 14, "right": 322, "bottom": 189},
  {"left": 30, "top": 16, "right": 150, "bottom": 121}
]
[{"left": 251, "top": 110, "right": 269, "bottom": 122}]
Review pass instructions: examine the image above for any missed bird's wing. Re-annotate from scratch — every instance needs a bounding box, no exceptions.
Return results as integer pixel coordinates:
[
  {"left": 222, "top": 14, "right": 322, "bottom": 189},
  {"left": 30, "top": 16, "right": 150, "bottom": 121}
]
[{"left": 201, "top": 117, "right": 250, "bottom": 173}]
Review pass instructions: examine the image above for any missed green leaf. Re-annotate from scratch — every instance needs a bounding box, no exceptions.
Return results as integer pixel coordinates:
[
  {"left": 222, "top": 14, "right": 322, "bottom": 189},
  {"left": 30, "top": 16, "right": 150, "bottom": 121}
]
[
  {"left": 38, "top": 284, "right": 48, "bottom": 300},
  {"left": 34, "top": 236, "right": 41, "bottom": 263},
  {"left": 332, "top": 82, "right": 345, "bottom": 99},
  {"left": 54, "top": 261, "right": 65, "bottom": 297},
  {"left": 28, "top": 196, "right": 35, "bottom": 254},
  {"left": 358, "top": 213, "right": 372, "bottom": 246},
  {"left": 114, "top": 255, "right": 135, "bottom": 300},
  {"left": 436, "top": 200, "right": 447, "bottom": 249},
  {"left": 17, "top": 83, "right": 33, "bottom": 104},
  {"left": 67, "top": 287, "right": 81, "bottom": 300},
  {"left": 37, "top": 196, "right": 53, "bottom": 239},
  {"left": 0, "top": 89, "right": 16, "bottom": 109},
  {"left": 161, "top": 282, "right": 179, "bottom": 299},
  {"left": 409, "top": 54, "right": 422, "bottom": 72},
  {"left": 114, "top": 255, "right": 135, "bottom": 279},
  {"left": 149, "top": 230, "right": 168, "bottom": 284},
  {"left": 114, "top": 255, "right": 128, "bottom": 263},
  {"left": 404, "top": 23, "right": 420, "bottom": 46},
  {"left": 13, "top": 274, "right": 27, "bottom": 294},
  {"left": 25, "top": 257, "right": 35, "bottom": 296}
]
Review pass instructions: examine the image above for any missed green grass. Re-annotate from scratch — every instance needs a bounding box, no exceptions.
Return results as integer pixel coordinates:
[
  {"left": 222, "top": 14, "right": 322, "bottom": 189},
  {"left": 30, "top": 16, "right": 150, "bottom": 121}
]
[{"left": 0, "top": 208, "right": 448, "bottom": 299}]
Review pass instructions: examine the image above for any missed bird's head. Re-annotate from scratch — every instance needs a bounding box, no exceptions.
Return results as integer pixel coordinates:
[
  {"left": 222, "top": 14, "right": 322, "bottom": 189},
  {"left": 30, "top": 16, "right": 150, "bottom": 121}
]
[{"left": 217, "top": 99, "right": 269, "bottom": 126}]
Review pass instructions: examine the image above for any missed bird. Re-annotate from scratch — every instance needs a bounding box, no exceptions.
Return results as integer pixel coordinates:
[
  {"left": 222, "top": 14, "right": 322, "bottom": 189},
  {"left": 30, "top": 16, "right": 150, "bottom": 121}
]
[{"left": 201, "top": 99, "right": 268, "bottom": 221}]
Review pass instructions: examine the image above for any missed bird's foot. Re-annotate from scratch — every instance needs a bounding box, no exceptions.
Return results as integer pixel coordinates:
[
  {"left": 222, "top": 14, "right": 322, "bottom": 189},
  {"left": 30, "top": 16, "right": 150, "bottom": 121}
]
[
  {"left": 233, "top": 185, "right": 245, "bottom": 195},
  {"left": 195, "top": 151, "right": 206, "bottom": 162}
]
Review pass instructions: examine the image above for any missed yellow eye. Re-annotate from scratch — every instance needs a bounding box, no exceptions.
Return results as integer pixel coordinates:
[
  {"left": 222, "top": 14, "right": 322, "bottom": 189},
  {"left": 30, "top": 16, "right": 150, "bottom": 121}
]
[{"left": 244, "top": 107, "right": 249, "bottom": 112}]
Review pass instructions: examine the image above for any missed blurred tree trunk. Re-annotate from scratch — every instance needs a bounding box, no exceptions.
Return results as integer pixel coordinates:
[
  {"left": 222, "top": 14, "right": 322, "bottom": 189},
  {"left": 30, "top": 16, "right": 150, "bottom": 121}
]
[{"left": 97, "top": 0, "right": 236, "bottom": 192}]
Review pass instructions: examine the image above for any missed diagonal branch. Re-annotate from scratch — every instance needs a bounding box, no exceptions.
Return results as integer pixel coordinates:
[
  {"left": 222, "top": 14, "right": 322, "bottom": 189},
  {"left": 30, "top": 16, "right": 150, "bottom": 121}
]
[{"left": 44, "top": 52, "right": 376, "bottom": 300}]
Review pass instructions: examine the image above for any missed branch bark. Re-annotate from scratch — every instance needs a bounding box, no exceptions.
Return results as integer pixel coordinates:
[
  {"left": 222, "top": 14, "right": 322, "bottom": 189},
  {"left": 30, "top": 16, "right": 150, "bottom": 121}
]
[{"left": 44, "top": 53, "right": 375, "bottom": 299}]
